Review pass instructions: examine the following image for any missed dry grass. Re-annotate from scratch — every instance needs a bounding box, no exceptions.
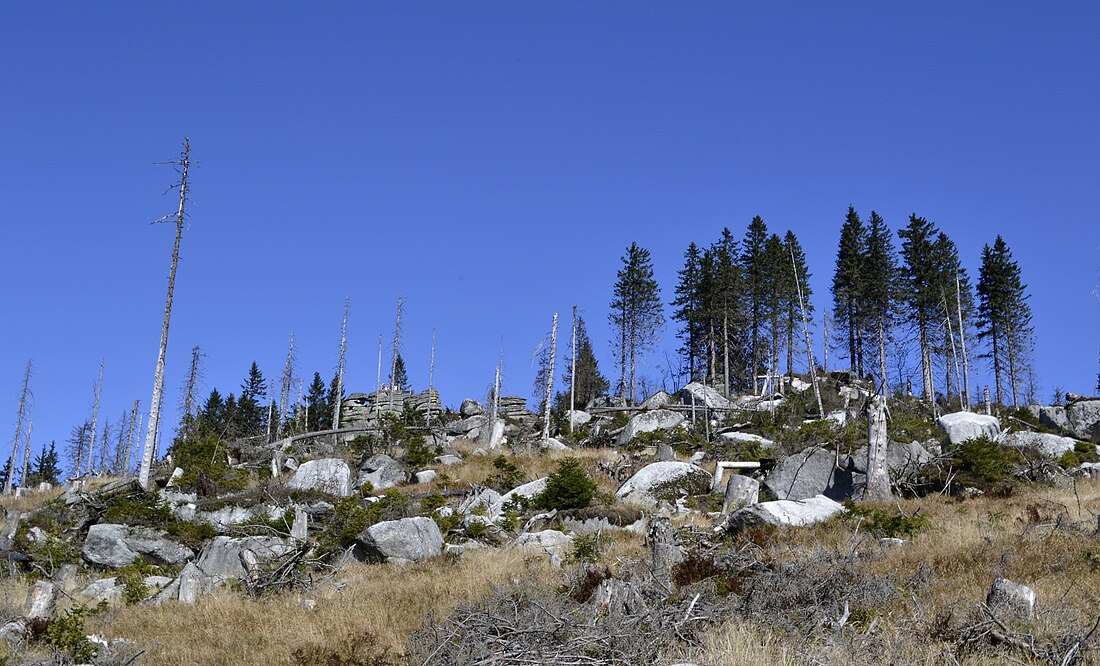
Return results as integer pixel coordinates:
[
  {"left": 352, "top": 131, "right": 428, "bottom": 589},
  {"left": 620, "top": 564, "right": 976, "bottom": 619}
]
[
  {"left": 98, "top": 548, "right": 561, "bottom": 665},
  {"left": 0, "top": 484, "right": 64, "bottom": 513},
  {"left": 425, "top": 445, "right": 622, "bottom": 495}
]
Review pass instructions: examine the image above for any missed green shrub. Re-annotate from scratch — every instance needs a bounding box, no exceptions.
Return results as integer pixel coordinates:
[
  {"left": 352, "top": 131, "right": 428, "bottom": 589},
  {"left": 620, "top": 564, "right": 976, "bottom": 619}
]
[
  {"left": 951, "top": 436, "right": 1021, "bottom": 484},
  {"left": 1058, "top": 440, "right": 1099, "bottom": 467},
  {"left": 403, "top": 435, "right": 436, "bottom": 469},
  {"left": 488, "top": 455, "right": 524, "bottom": 493},
  {"left": 40, "top": 603, "right": 106, "bottom": 662},
  {"left": 465, "top": 520, "right": 487, "bottom": 539},
  {"left": 533, "top": 458, "right": 596, "bottom": 511},
  {"left": 169, "top": 433, "right": 248, "bottom": 494},
  {"left": 102, "top": 493, "right": 174, "bottom": 526},
  {"left": 568, "top": 533, "right": 602, "bottom": 564},
  {"left": 842, "top": 502, "right": 931, "bottom": 538},
  {"left": 421, "top": 492, "right": 446, "bottom": 513}
]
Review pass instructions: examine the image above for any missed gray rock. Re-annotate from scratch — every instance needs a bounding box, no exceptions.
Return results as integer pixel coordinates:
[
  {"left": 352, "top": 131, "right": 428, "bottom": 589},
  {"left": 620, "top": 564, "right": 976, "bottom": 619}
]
[
  {"left": 0, "top": 620, "right": 25, "bottom": 643},
  {"left": 724, "top": 495, "right": 846, "bottom": 530},
  {"left": 543, "top": 437, "right": 571, "bottom": 452},
  {"left": 414, "top": 469, "right": 438, "bottom": 484},
  {"left": 1066, "top": 400, "right": 1100, "bottom": 442},
  {"left": 640, "top": 390, "right": 674, "bottom": 410},
  {"left": 936, "top": 412, "right": 1000, "bottom": 447},
  {"left": 287, "top": 458, "right": 355, "bottom": 497},
  {"left": 618, "top": 409, "right": 685, "bottom": 446},
  {"left": 564, "top": 410, "right": 593, "bottom": 428},
  {"left": 1003, "top": 431, "right": 1079, "bottom": 458},
  {"left": 356, "top": 517, "right": 443, "bottom": 564},
  {"left": 460, "top": 398, "right": 484, "bottom": 417},
  {"left": 765, "top": 447, "right": 863, "bottom": 501},
  {"left": 147, "top": 536, "right": 295, "bottom": 603},
  {"left": 655, "top": 443, "right": 676, "bottom": 462},
  {"left": 458, "top": 487, "right": 502, "bottom": 515},
  {"left": 82, "top": 524, "right": 194, "bottom": 568},
  {"left": 512, "top": 529, "right": 574, "bottom": 566},
  {"left": 1039, "top": 405, "right": 1071, "bottom": 433},
  {"left": 359, "top": 454, "right": 407, "bottom": 491},
  {"left": 492, "top": 478, "right": 548, "bottom": 516},
  {"left": 987, "top": 577, "right": 1036, "bottom": 619},
  {"left": 478, "top": 418, "right": 506, "bottom": 450},
  {"left": 717, "top": 431, "right": 775, "bottom": 450},
  {"left": 615, "top": 462, "right": 711, "bottom": 508},
  {"left": 448, "top": 414, "right": 487, "bottom": 435},
  {"left": 850, "top": 440, "right": 933, "bottom": 473},
  {"left": 678, "top": 382, "right": 733, "bottom": 409},
  {"left": 435, "top": 454, "right": 462, "bottom": 466}
]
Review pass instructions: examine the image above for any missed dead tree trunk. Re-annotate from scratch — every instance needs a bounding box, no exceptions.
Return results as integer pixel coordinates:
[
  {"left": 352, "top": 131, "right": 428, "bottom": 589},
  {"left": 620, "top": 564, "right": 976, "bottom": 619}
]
[
  {"left": 956, "top": 273, "right": 971, "bottom": 410},
  {"left": 426, "top": 328, "right": 436, "bottom": 430},
  {"left": 376, "top": 334, "right": 383, "bottom": 393},
  {"left": 790, "top": 246, "right": 824, "bottom": 419},
  {"left": 389, "top": 295, "right": 404, "bottom": 411},
  {"left": 125, "top": 400, "right": 138, "bottom": 476},
  {"left": 5, "top": 360, "right": 32, "bottom": 495},
  {"left": 86, "top": 361, "right": 104, "bottom": 476},
  {"left": 333, "top": 297, "right": 349, "bottom": 432},
  {"left": 139, "top": 138, "right": 191, "bottom": 491},
  {"left": 181, "top": 346, "right": 203, "bottom": 426},
  {"left": 278, "top": 333, "right": 296, "bottom": 437},
  {"left": 19, "top": 420, "right": 32, "bottom": 488},
  {"left": 862, "top": 393, "right": 891, "bottom": 501},
  {"left": 541, "top": 313, "right": 558, "bottom": 447},
  {"left": 569, "top": 306, "right": 577, "bottom": 434}
]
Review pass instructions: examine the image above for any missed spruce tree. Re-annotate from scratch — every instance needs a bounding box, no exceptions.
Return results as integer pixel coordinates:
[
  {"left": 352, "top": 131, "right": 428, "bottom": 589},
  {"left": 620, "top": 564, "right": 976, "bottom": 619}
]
[
  {"left": 305, "top": 372, "right": 328, "bottom": 431},
  {"left": 860, "top": 211, "right": 898, "bottom": 391},
  {"left": 762, "top": 233, "right": 787, "bottom": 387},
  {"left": 781, "top": 230, "right": 813, "bottom": 377},
  {"left": 559, "top": 315, "right": 609, "bottom": 409},
  {"left": 392, "top": 354, "right": 409, "bottom": 392},
  {"left": 833, "top": 206, "right": 866, "bottom": 376},
  {"left": 976, "top": 235, "right": 1034, "bottom": 407},
  {"left": 609, "top": 242, "right": 664, "bottom": 404},
  {"left": 672, "top": 242, "right": 706, "bottom": 382},
  {"left": 28, "top": 441, "right": 60, "bottom": 486},
  {"left": 898, "top": 214, "right": 940, "bottom": 403},
  {"left": 711, "top": 228, "right": 745, "bottom": 393},
  {"left": 237, "top": 362, "right": 267, "bottom": 437},
  {"left": 741, "top": 216, "right": 770, "bottom": 391}
]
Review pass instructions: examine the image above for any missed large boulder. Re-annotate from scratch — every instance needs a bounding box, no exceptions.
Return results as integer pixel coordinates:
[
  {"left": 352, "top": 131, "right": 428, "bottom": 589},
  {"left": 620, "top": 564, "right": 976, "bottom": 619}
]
[
  {"left": 150, "top": 536, "right": 293, "bottom": 604},
  {"left": 448, "top": 414, "right": 487, "bottom": 436},
  {"left": 359, "top": 454, "right": 408, "bottom": 491},
  {"left": 460, "top": 398, "right": 484, "bottom": 417},
  {"left": 564, "top": 410, "right": 593, "bottom": 428},
  {"left": 764, "top": 447, "right": 862, "bottom": 501},
  {"left": 936, "top": 412, "right": 1000, "bottom": 447},
  {"left": 618, "top": 409, "right": 685, "bottom": 445},
  {"left": 615, "top": 462, "right": 711, "bottom": 508},
  {"left": 678, "top": 382, "right": 732, "bottom": 410},
  {"left": 356, "top": 517, "right": 443, "bottom": 564},
  {"left": 1066, "top": 400, "right": 1100, "bottom": 443},
  {"left": 287, "top": 458, "right": 354, "bottom": 497},
  {"left": 1003, "top": 431, "right": 1079, "bottom": 458},
  {"left": 717, "top": 431, "right": 775, "bottom": 451},
  {"left": 850, "top": 441, "right": 934, "bottom": 473},
  {"left": 1039, "top": 405, "right": 1071, "bottom": 433},
  {"left": 725, "top": 495, "right": 846, "bottom": 530},
  {"left": 82, "top": 524, "right": 194, "bottom": 568},
  {"left": 640, "top": 391, "right": 674, "bottom": 410},
  {"left": 511, "top": 530, "right": 574, "bottom": 565},
  {"left": 490, "top": 478, "right": 548, "bottom": 516}
]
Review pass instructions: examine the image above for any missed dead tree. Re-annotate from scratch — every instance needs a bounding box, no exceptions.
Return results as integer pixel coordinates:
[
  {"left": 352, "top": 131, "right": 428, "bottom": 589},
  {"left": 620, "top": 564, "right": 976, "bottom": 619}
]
[
  {"left": 180, "top": 345, "right": 204, "bottom": 425},
  {"left": 19, "top": 420, "right": 32, "bottom": 488},
  {"left": 569, "top": 306, "right": 577, "bottom": 433},
  {"left": 125, "top": 400, "right": 139, "bottom": 475},
  {"left": 278, "top": 333, "right": 296, "bottom": 437},
  {"left": 957, "top": 272, "right": 971, "bottom": 410},
  {"left": 426, "top": 328, "right": 437, "bottom": 430},
  {"left": 5, "top": 360, "right": 32, "bottom": 494},
  {"left": 389, "top": 294, "right": 405, "bottom": 411},
  {"left": 375, "top": 333, "right": 383, "bottom": 393},
  {"left": 86, "top": 361, "right": 104, "bottom": 476},
  {"left": 332, "top": 297, "right": 349, "bottom": 431},
  {"left": 541, "top": 313, "right": 558, "bottom": 447},
  {"left": 862, "top": 392, "right": 891, "bottom": 501},
  {"left": 139, "top": 138, "right": 191, "bottom": 491},
  {"left": 791, "top": 246, "right": 824, "bottom": 418}
]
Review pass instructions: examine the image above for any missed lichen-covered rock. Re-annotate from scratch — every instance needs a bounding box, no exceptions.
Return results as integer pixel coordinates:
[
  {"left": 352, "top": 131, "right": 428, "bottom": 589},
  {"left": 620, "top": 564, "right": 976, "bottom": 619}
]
[
  {"left": 356, "top": 517, "right": 443, "bottom": 564},
  {"left": 618, "top": 409, "right": 685, "bottom": 445},
  {"left": 460, "top": 398, "right": 484, "bottom": 417},
  {"left": 936, "top": 412, "right": 1000, "bottom": 447},
  {"left": 511, "top": 529, "right": 574, "bottom": 565},
  {"left": 82, "top": 524, "right": 194, "bottom": 568},
  {"left": 490, "top": 478, "right": 548, "bottom": 516},
  {"left": 640, "top": 391, "right": 674, "bottom": 410},
  {"left": 678, "top": 382, "right": 732, "bottom": 409},
  {"left": 358, "top": 454, "right": 407, "bottom": 491},
  {"left": 765, "top": 446, "right": 862, "bottom": 501},
  {"left": 615, "top": 462, "right": 711, "bottom": 507},
  {"left": 1003, "top": 431, "right": 1079, "bottom": 458},
  {"left": 287, "top": 458, "right": 354, "bottom": 497},
  {"left": 987, "top": 577, "right": 1037, "bottom": 619}
]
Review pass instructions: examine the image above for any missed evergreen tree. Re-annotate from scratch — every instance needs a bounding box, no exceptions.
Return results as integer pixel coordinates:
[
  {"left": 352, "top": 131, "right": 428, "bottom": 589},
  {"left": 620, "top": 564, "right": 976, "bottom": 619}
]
[
  {"left": 976, "top": 235, "right": 1034, "bottom": 407},
  {"left": 930, "top": 232, "right": 973, "bottom": 403},
  {"left": 0, "top": 456, "right": 11, "bottom": 491},
  {"left": 559, "top": 315, "right": 609, "bottom": 410},
  {"left": 609, "top": 242, "right": 664, "bottom": 404},
  {"left": 672, "top": 242, "right": 707, "bottom": 382},
  {"left": 305, "top": 372, "right": 328, "bottom": 431},
  {"left": 833, "top": 206, "right": 867, "bottom": 376},
  {"left": 198, "top": 389, "right": 226, "bottom": 436},
  {"left": 236, "top": 362, "right": 267, "bottom": 437},
  {"left": 711, "top": 228, "right": 745, "bottom": 393},
  {"left": 761, "top": 233, "right": 787, "bottom": 386},
  {"left": 859, "top": 211, "right": 898, "bottom": 391},
  {"left": 898, "top": 214, "right": 941, "bottom": 403},
  {"left": 327, "top": 372, "right": 345, "bottom": 429},
  {"left": 28, "top": 441, "right": 61, "bottom": 486},
  {"left": 781, "top": 230, "right": 814, "bottom": 376},
  {"left": 392, "top": 354, "right": 409, "bottom": 392},
  {"left": 741, "top": 216, "right": 770, "bottom": 391}
]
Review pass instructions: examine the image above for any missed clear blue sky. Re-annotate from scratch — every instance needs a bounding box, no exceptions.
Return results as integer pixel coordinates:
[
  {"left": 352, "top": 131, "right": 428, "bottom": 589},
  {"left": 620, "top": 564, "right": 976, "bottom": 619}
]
[{"left": 2, "top": 3, "right": 1098, "bottom": 462}]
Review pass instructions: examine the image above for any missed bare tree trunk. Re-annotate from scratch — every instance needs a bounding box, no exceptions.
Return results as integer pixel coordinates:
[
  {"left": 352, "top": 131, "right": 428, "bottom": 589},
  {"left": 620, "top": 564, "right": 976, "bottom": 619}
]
[
  {"left": 139, "top": 138, "right": 190, "bottom": 491},
  {"left": 862, "top": 393, "right": 891, "bottom": 501},
  {"left": 333, "top": 297, "right": 349, "bottom": 431},
  {"left": 125, "top": 400, "right": 139, "bottom": 476},
  {"left": 5, "top": 360, "right": 32, "bottom": 495},
  {"left": 19, "top": 420, "right": 32, "bottom": 487},
  {"left": 376, "top": 334, "right": 383, "bottom": 393},
  {"left": 87, "top": 361, "right": 104, "bottom": 476},
  {"left": 426, "top": 328, "right": 436, "bottom": 430},
  {"left": 878, "top": 319, "right": 889, "bottom": 399},
  {"left": 181, "top": 346, "right": 202, "bottom": 424},
  {"left": 278, "top": 333, "right": 296, "bottom": 438},
  {"left": 541, "top": 313, "right": 558, "bottom": 447},
  {"left": 708, "top": 320, "right": 716, "bottom": 386},
  {"left": 569, "top": 306, "right": 577, "bottom": 433},
  {"left": 956, "top": 273, "right": 971, "bottom": 409},
  {"left": 822, "top": 311, "right": 829, "bottom": 376},
  {"left": 389, "top": 295, "right": 404, "bottom": 411},
  {"left": 722, "top": 313, "right": 730, "bottom": 397},
  {"left": 942, "top": 291, "right": 964, "bottom": 411},
  {"left": 265, "top": 380, "right": 276, "bottom": 443}
]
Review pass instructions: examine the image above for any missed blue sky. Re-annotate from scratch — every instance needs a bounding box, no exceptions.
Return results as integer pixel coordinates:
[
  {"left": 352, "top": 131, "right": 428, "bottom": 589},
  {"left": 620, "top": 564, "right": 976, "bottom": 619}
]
[{"left": 2, "top": 3, "right": 1098, "bottom": 462}]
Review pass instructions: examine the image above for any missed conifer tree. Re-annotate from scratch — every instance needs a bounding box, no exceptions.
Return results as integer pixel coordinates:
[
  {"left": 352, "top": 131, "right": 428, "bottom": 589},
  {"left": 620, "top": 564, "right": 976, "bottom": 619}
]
[
  {"left": 833, "top": 206, "right": 866, "bottom": 376},
  {"left": 28, "top": 441, "right": 60, "bottom": 486},
  {"left": 898, "top": 214, "right": 940, "bottom": 403},
  {"left": 711, "top": 228, "right": 745, "bottom": 393},
  {"left": 305, "top": 372, "right": 328, "bottom": 431},
  {"left": 609, "top": 243, "right": 664, "bottom": 404},
  {"left": 930, "top": 232, "right": 973, "bottom": 403},
  {"left": 392, "top": 354, "right": 409, "bottom": 392},
  {"left": 741, "top": 217, "right": 770, "bottom": 392},
  {"left": 781, "top": 230, "right": 813, "bottom": 376},
  {"left": 672, "top": 242, "right": 706, "bottom": 382},
  {"left": 976, "top": 235, "right": 1034, "bottom": 407},
  {"left": 559, "top": 315, "right": 609, "bottom": 409},
  {"left": 762, "top": 233, "right": 787, "bottom": 388},
  {"left": 236, "top": 362, "right": 267, "bottom": 437},
  {"left": 860, "top": 211, "right": 898, "bottom": 391}
]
